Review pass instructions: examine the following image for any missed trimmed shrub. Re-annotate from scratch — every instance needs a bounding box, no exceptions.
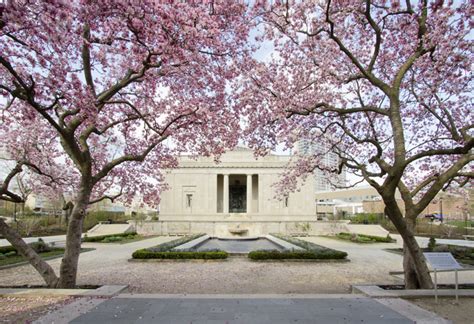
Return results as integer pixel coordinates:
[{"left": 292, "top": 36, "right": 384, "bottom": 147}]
[
  {"left": 349, "top": 213, "right": 384, "bottom": 224},
  {"left": 428, "top": 237, "right": 437, "bottom": 251},
  {"left": 336, "top": 232, "right": 394, "bottom": 243},
  {"left": 30, "top": 238, "right": 52, "bottom": 253},
  {"left": 4, "top": 251, "right": 17, "bottom": 257},
  {"left": 102, "top": 236, "right": 124, "bottom": 243},
  {"left": 0, "top": 245, "right": 17, "bottom": 254},
  {"left": 83, "top": 232, "right": 137, "bottom": 242},
  {"left": 0, "top": 238, "right": 51, "bottom": 255},
  {"left": 132, "top": 250, "right": 228, "bottom": 260},
  {"left": 248, "top": 249, "right": 347, "bottom": 260}
]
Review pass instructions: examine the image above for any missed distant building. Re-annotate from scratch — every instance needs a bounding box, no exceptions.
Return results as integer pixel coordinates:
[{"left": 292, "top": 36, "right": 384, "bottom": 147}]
[
  {"left": 297, "top": 139, "right": 346, "bottom": 192},
  {"left": 315, "top": 186, "right": 472, "bottom": 220},
  {"left": 315, "top": 186, "right": 382, "bottom": 217}
]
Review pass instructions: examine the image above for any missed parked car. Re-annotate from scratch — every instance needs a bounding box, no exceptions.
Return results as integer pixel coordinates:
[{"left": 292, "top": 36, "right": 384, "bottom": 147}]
[{"left": 424, "top": 213, "right": 444, "bottom": 222}]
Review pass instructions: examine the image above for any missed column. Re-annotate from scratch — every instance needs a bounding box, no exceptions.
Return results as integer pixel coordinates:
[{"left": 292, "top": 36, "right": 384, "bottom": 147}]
[
  {"left": 247, "top": 174, "right": 252, "bottom": 214},
  {"left": 223, "top": 174, "right": 229, "bottom": 214}
]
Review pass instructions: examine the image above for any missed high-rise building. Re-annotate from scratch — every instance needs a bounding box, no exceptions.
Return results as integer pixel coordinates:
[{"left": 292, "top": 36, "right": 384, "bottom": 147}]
[{"left": 297, "top": 139, "right": 346, "bottom": 192}]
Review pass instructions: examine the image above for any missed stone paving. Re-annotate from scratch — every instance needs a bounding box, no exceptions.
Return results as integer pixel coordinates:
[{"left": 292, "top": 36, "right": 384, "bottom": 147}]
[{"left": 69, "top": 296, "right": 417, "bottom": 324}]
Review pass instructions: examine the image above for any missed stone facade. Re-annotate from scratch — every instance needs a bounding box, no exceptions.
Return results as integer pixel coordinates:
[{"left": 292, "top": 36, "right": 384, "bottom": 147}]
[{"left": 152, "top": 148, "right": 317, "bottom": 237}]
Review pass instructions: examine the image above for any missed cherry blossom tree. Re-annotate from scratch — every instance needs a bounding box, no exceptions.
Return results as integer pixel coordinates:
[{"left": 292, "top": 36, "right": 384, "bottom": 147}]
[
  {"left": 240, "top": 0, "right": 473, "bottom": 288},
  {"left": 0, "top": 0, "right": 252, "bottom": 288}
]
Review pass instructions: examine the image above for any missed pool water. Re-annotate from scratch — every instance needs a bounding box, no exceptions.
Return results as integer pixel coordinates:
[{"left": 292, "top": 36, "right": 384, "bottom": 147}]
[{"left": 193, "top": 238, "right": 284, "bottom": 254}]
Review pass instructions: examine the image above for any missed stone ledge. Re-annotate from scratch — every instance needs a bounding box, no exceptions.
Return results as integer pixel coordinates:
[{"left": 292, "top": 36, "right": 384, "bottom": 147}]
[
  {"left": 128, "top": 258, "right": 228, "bottom": 263},
  {"left": 265, "top": 234, "right": 304, "bottom": 250},
  {"left": 0, "top": 285, "right": 127, "bottom": 298},
  {"left": 352, "top": 284, "right": 474, "bottom": 298},
  {"left": 172, "top": 234, "right": 210, "bottom": 251},
  {"left": 77, "top": 285, "right": 128, "bottom": 297}
]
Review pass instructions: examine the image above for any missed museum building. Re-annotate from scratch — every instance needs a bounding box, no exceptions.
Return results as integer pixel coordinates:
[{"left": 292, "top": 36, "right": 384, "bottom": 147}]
[{"left": 135, "top": 148, "right": 349, "bottom": 237}]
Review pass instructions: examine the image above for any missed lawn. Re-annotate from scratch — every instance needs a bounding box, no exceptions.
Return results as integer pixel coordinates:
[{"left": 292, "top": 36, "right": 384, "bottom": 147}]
[
  {"left": 445, "top": 220, "right": 474, "bottom": 228},
  {"left": 0, "top": 247, "right": 94, "bottom": 268},
  {"left": 329, "top": 232, "right": 395, "bottom": 244},
  {"left": 82, "top": 232, "right": 158, "bottom": 244}
]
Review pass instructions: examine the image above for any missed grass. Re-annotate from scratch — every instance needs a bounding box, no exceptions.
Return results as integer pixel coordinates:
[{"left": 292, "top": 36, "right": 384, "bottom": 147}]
[
  {"left": 0, "top": 248, "right": 94, "bottom": 268},
  {"left": 82, "top": 232, "right": 157, "bottom": 244},
  {"left": 332, "top": 232, "right": 395, "bottom": 243},
  {"left": 446, "top": 220, "right": 474, "bottom": 228}
]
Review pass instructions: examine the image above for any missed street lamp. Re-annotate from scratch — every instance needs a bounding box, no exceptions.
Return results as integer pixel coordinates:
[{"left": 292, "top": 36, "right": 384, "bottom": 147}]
[{"left": 439, "top": 197, "right": 443, "bottom": 223}]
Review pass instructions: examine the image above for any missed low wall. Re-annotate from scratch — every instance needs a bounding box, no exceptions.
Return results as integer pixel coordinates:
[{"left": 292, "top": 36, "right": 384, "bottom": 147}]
[
  {"left": 133, "top": 220, "right": 350, "bottom": 237},
  {"left": 346, "top": 224, "right": 389, "bottom": 237}
]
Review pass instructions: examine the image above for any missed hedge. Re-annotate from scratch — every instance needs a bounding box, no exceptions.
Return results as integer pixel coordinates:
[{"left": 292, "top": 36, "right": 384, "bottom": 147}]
[
  {"left": 132, "top": 249, "right": 228, "bottom": 259},
  {"left": 131, "top": 233, "right": 224, "bottom": 260},
  {"left": 248, "top": 249, "right": 347, "bottom": 260},
  {"left": 336, "top": 232, "right": 394, "bottom": 243},
  {"left": 82, "top": 232, "right": 138, "bottom": 242},
  {"left": 0, "top": 238, "right": 51, "bottom": 255}
]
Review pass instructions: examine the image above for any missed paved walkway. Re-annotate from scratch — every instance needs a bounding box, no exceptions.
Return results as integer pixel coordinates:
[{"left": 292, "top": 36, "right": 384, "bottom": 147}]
[
  {"left": 2, "top": 236, "right": 474, "bottom": 293},
  {"left": 0, "top": 234, "right": 67, "bottom": 247},
  {"left": 35, "top": 294, "right": 448, "bottom": 324}
]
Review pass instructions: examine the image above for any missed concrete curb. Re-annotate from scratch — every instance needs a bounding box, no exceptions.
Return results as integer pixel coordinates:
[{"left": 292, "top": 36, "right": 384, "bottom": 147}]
[
  {"left": 352, "top": 284, "right": 474, "bottom": 298},
  {"left": 115, "top": 293, "right": 369, "bottom": 299},
  {"left": 374, "top": 298, "right": 451, "bottom": 324},
  {"left": 77, "top": 285, "right": 128, "bottom": 297},
  {"left": 0, "top": 285, "right": 127, "bottom": 298}
]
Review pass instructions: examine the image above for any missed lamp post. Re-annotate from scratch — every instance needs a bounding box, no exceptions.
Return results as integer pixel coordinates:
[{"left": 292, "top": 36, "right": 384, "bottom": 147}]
[{"left": 439, "top": 197, "right": 443, "bottom": 223}]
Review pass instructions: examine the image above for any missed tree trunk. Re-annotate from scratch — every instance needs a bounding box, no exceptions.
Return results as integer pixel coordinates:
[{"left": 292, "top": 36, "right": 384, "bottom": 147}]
[
  {"left": 57, "top": 186, "right": 90, "bottom": 288},
  {"left": 384, "top": 203, "right": 433, "bottom": 289},
  {"left": 0, "top": 218, "right": 59, "bottom": 287}
]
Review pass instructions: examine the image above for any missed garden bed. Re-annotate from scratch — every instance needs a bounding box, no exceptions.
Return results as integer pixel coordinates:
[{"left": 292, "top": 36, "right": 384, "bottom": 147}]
[
  {"left": 82, "top": 232, "right": 143, "bottom": 243},
  {"left": 248, "top": 234, "right": 348, "bottom": 261},
  {"left": 385, "top": 243, "right": 474, "bottom": 266},
  {"left": 0, "top": 239, "right": 94, "bottom": 269},
  {"left": 379, "top": 283, "right": 474, "bottom": 290},
  {"left": 333, "top": 232, "right": 395, "bottom": 243},
  {"left": 131, "top": 234, "right": 228, "bottom": 260}
]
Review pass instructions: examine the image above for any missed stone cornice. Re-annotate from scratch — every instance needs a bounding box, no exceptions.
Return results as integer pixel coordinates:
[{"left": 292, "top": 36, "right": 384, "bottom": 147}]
[{"left": 177, "top": 163, "right": 287, "bottom": 169}]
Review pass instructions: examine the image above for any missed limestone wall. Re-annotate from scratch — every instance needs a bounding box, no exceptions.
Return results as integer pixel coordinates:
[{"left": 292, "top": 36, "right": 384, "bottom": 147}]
[{"left": 133, "top": 220, "right": 349, "bottom": 237}]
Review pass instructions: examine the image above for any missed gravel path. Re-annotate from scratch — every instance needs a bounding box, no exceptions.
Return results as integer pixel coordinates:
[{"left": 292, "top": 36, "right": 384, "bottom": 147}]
[
  {"left": 0, "top": 236, "right": 400, "bottom": 293},
  {"left": 1, "top": 236, "right": 473, "bottom": 294},
  {"left": 0, "top": 296, "right": 74, "bottom": 323}
]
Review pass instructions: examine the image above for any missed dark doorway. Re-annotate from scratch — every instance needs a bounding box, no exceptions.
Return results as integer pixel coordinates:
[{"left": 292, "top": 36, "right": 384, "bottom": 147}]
[{"left": 229, "top": 176, "right": 246, "bottom": 213}]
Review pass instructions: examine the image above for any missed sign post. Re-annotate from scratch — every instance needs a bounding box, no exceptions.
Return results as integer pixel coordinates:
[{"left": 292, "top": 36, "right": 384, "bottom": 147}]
[{"left": 423, "top": 252, "right": 462, "bottom": 304}]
